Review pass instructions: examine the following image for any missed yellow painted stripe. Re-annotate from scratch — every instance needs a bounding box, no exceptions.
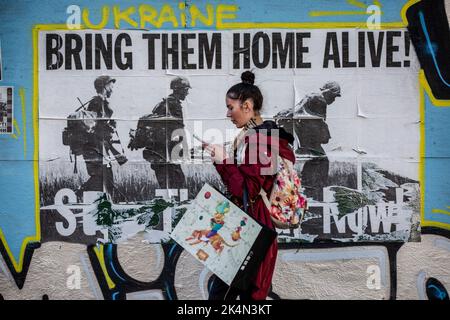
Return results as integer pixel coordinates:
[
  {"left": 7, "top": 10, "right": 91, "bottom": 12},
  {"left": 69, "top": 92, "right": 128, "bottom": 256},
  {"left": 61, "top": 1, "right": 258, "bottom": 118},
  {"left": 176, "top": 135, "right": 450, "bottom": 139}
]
[
  {"left": 13, "top": 119, "right": 21, "bottom": 136},
  {"left": 347, "top": 0, "right": 368, "bottom": 10},
  {"left": 422, "top": 220, "right": 450, "bottom": 230},
  {"left": 93, "top": 245, "right": 116, "bottom": 289},
  {"left": 432, "top": 209, "right": 450, "bottom": 216},
  {"left": 419, "top": 71, "right": 450, "bottom": 107},
  {"left": 216, "top": 21, "right": 405, "bottom": 30},
  {"left": 34, "top": 24, "right": 84, "bottom": 31},
  {"left": 401, "top": 0, "right": 421, "bottom": 27},
  {"left": 419, "top": 75, "right": 426, "bottom": 228},
  {"left": 32, "top": 24, "right": 41, "bottom": 248},
  {"left": 309, "top": 11, "right": 383, "bottom": 17},
  {"left": 0, "top": 232, "right": 39, "bottom": 272}
]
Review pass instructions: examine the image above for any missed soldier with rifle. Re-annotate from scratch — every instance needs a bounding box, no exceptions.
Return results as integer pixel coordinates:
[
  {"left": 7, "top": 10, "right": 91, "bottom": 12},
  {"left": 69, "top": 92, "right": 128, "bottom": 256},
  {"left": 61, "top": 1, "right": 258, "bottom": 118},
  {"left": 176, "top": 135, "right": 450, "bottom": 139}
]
[
  {"left": 128, "top": 76, "right": 191, "bottom": 189},
  {"left": 74, "top": 75, "right": 127, "bottom": 201}
]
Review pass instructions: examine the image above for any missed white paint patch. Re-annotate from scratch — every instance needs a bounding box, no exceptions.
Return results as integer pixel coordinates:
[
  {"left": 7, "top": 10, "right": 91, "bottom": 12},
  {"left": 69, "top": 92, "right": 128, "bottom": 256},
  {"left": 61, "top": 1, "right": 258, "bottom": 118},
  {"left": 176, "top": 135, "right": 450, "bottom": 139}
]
[
  {"left": 416, "top": 270, "right": 427, "bottom": 300},
  {"left": 79, "top": 253, "right": 103, "bottom": 300},
  {"left": 434, "top": 238, "right": 450, "bottom": 252},
  {"left": 199, "top": 267, "right": 212, "bottom": 300},
  {"left": 282, "top": 247, "right": 388, "bottom": 286},
  {"left": 126, "top": 289, "right": 164, "bottom": 300}
]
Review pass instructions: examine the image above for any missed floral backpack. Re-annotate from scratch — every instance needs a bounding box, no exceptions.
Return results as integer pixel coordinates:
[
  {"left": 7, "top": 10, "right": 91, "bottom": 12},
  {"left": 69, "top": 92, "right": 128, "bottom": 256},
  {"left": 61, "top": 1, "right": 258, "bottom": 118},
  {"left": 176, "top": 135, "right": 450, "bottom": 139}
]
[{"left": 259, "top": 156, "right": 308, "bottom": 229}]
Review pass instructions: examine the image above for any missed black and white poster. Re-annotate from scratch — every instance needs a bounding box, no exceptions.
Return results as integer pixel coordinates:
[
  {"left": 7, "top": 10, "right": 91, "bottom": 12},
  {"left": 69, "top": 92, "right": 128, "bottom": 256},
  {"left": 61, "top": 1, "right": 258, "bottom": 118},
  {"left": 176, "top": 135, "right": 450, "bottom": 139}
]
[
  {"left": 38, "top": 29, "right": 421, "bottom": 244},
  {"left": 0, "top": 86, "right": 13, "bottom": 134}
]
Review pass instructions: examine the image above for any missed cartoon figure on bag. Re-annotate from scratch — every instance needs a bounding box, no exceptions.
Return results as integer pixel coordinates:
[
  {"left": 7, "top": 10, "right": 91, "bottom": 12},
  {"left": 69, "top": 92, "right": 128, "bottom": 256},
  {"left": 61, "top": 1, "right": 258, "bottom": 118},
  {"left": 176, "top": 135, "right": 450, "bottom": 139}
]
[
  {"left": 202, "top": 200, "right": 230, "bottom": 241},
  {"left": 184, "top": 201, "right": 239, "bottom": 255},
  {"left": 231, "top": 217, "right": 247, "bottom": 241},
  {"left": 185, "top": 229, "right": 238, "bottom": 255}
]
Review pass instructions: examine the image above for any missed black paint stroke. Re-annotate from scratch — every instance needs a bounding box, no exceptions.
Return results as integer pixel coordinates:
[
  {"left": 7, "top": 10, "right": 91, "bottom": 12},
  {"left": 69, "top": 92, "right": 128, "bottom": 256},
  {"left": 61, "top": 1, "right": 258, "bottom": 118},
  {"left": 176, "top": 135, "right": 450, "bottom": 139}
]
[{"left": 406, "top": 0, "right": 450, "bottom": 99}]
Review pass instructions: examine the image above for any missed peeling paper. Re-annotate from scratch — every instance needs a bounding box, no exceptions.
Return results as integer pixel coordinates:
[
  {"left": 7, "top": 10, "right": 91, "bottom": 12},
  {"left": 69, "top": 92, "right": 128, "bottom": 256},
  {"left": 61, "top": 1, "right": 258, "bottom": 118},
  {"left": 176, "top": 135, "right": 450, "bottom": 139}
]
[
  {"left": 356, "top": 97, "right": 368, "bottom": 118},
  {"left": 352, "top": 148, "right": 368, "bottom": 155},
  {"left": 293, "top": 77, "right": 302, "bottom": 108}
]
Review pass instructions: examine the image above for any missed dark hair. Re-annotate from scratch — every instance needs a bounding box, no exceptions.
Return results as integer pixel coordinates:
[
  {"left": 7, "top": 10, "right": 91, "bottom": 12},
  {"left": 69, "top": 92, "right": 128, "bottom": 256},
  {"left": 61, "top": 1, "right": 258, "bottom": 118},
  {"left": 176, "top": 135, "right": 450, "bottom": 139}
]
[{"left": 226, "top": 71, "right": 263, "bottom": 114}]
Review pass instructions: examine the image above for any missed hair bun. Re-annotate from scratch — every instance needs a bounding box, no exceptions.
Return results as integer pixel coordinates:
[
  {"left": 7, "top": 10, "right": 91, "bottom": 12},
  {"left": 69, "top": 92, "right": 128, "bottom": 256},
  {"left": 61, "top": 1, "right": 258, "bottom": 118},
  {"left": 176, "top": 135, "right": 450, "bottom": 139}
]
[{"left": 241, "top": 71, "right": 255, "bottom": 85}]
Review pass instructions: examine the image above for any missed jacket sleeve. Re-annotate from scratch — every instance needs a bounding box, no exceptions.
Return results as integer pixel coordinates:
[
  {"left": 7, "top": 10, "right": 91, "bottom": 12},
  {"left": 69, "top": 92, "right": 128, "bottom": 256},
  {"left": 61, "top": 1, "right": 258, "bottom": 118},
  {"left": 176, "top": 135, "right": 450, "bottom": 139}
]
[{"left": 214, "top": 135, "right": 276, "bottom": 201}]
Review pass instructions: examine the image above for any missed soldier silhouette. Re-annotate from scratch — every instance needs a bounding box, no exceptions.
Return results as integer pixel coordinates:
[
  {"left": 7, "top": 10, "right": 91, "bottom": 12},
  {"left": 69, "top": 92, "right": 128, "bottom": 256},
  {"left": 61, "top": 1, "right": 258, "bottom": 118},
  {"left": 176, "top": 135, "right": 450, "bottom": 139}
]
[
  {"left": 129, "top": 76, "right": 191, "bottom": 190},
  {"left": 275, "top": 81, "right": 341, "bottom": 201},
  {"left": 76, "top": 75, "right": 127, "bottom": 201}
]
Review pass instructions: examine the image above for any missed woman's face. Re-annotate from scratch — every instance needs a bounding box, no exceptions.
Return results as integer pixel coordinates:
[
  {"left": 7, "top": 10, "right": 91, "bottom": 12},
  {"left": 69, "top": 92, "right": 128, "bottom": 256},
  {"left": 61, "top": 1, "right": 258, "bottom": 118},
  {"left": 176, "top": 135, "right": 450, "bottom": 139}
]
[{"left": 226, "top": 97, "right": 253, "bottom": 128}]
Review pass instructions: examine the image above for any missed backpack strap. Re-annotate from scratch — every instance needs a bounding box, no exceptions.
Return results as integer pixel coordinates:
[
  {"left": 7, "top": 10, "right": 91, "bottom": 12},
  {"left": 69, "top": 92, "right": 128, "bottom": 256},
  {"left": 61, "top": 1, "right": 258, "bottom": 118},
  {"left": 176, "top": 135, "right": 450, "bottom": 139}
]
[
  {"left": 73, "top": 155, "right": 78, "bottom": 174},
  {"left": 259, "top": 154, "right": 281, "bottom": 212},
  {"left": 242, "top": 185, "right": 249, "bottom": 213}
]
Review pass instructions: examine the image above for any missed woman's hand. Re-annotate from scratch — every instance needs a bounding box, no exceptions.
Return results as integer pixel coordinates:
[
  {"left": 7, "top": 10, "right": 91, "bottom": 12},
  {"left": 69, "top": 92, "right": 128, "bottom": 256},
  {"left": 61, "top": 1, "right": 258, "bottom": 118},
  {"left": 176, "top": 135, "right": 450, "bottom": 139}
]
[{"left": 205, "top": 144, "right": 227, "bottom": 164}]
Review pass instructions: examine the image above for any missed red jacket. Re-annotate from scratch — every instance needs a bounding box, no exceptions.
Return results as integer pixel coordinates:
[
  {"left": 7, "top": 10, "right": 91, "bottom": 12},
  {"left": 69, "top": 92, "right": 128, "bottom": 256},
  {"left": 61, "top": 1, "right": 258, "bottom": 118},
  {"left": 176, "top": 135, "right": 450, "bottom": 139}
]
[{"left": 214, "top": 120, "right": 295, "bottom": 300}]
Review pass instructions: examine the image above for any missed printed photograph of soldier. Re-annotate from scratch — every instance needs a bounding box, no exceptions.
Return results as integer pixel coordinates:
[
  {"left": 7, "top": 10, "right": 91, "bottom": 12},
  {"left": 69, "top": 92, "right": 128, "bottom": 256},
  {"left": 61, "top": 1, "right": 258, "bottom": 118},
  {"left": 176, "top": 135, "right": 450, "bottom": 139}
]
[
  {"left": 274, "top": 81, "right": 341, "bottom": 201},
  {"left": 128, "top": 76, "right": 191, "bottom": 189},
  {"left": 73, "top": 75, "right": 128, "bottom": 201}
]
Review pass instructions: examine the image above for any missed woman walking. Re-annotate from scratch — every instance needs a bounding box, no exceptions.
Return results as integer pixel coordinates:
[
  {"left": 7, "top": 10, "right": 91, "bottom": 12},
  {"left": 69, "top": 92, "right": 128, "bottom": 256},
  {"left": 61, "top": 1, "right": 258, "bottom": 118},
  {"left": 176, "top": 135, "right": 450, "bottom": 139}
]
[{"left": 206, "top": 71, "right": 295, "bottom": 300}]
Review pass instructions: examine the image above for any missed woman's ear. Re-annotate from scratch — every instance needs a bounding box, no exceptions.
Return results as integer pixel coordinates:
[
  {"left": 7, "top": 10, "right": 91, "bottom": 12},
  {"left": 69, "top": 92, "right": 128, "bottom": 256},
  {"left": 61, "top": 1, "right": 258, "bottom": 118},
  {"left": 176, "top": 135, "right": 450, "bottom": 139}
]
[{"left": 242, "top": 99, "right": 253, "bottom": 113}]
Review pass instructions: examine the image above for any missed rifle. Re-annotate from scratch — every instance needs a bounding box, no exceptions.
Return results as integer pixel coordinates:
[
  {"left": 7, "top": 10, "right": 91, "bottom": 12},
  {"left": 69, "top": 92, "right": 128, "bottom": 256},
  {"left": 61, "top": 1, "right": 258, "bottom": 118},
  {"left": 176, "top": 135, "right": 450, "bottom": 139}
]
[
  {"left": 75, "top": 97, "right": 93, "bottom": 112},
  {"left": 105, "top": 129, "right": 128, "bottom": 165}
]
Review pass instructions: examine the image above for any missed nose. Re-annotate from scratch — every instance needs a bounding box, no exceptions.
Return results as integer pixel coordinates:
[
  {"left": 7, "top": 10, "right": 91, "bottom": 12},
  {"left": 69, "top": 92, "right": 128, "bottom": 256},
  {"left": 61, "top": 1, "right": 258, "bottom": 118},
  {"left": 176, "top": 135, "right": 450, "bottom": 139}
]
[{"left": 226, "top": 109, "right": 232, "bottom": 118}]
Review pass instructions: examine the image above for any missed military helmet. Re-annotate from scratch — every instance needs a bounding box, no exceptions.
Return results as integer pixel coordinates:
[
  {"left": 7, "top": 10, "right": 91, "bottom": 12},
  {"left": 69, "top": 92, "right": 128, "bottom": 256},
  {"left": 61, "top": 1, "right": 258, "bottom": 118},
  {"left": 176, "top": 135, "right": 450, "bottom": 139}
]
[
  {"left": 320, "top": 81, "right": 341, "bottom": 97},
  {"left": 170, "top": 76, "right": 191, "bottom": 90},
  {"left": 94, "top": 75, "right": 116, "bottom": 93}
]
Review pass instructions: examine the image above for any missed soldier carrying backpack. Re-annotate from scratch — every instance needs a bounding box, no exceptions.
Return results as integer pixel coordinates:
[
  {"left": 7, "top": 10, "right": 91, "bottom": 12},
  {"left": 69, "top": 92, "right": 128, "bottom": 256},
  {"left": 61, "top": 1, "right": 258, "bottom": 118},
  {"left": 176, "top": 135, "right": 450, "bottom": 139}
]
[
  {"left": 128, "top": 76, "right": 191, "bottom": 189},
  {"left": 62, "top": 75, "right": 127, "bottom": 201}
]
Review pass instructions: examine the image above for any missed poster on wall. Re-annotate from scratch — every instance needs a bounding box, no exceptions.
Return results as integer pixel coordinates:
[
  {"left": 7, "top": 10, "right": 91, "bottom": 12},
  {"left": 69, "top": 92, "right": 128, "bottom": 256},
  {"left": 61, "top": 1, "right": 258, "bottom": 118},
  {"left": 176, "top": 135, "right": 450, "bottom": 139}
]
[
  {"left": 38, "top": 29, "right": 421, "bottom": 244},
  {"left": 170, "top": 184, "right": 276, "bottom": 288},
  {"left": 0, "top": 86, "right": 13, "bottom": 134}
]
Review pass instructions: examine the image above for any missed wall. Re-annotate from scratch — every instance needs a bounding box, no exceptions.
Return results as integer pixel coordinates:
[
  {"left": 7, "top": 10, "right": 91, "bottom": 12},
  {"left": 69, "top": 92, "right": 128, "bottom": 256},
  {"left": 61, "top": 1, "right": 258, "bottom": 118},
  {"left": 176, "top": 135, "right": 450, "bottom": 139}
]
[{"left": 0, "top": 0, "right": 449, "bottom": 300}]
